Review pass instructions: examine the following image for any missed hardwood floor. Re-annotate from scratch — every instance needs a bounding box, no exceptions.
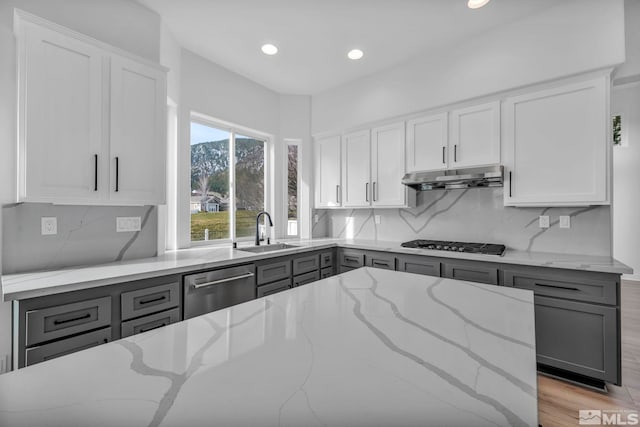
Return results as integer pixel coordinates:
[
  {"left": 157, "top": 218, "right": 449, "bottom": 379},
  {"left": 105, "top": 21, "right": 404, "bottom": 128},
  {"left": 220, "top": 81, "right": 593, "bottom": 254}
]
[{"left": 538, "top": 280, "right": 640, "bottom": 426}]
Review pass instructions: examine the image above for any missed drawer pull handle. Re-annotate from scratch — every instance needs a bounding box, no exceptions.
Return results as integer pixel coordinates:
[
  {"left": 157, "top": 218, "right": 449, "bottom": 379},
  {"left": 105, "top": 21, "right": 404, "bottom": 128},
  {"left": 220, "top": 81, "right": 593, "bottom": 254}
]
[
  {"left": 373, "top": 261, "right": 388, "bottom": 266},
  {"left": 139, "top": 295, "right": 166, "bottom": 305},
  {"left": 53, "top": 313, "right": 91, "bottom": 325},
  {"left": 193, "top": 272, "right": 255, "bottom": 289},
  {"left": 345, "top": 256, "right": 358, "bottom": 262},
  {"left": 535, "top": 283, "right": 580, "bottom": 292},
  {"left": 139, "top": 322, "right": 167, "bottom": 333}
]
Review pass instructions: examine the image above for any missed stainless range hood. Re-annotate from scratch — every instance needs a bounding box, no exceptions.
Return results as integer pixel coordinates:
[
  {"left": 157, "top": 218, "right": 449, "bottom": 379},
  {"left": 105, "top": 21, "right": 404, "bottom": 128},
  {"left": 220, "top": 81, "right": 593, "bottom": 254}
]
[{"left": 401, "top": 165, "right": 504, "bottom": 191}]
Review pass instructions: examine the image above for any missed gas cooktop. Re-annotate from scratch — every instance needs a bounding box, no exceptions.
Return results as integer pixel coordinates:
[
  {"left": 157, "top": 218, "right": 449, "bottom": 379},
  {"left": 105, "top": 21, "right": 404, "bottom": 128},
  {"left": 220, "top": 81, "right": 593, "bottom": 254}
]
[{"left": 401, "top": 239, "right": 506, "bottom": 256}]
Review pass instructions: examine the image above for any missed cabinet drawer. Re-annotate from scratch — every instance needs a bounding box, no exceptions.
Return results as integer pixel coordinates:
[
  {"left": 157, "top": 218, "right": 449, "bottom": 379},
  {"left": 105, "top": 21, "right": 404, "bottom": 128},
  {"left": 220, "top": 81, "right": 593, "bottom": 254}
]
[
  {"left": 443, "top": 261, "right": 499, "bottom": 285},
  {"left": 25, "top": 327, "right": 112, "bottom": 367},
  {"left": 339, "top": 265, "right": 358, "bottom": 274},
  {"left": 365, "top": 251, "right": 396, "bottom": 270},
  {"left": 397, "top": 255, "right": 441, "bottom": 277},
  {"left": 121, "top": 308, "right": 180, "bottom": 338},
  {"left": 293, "top": 271, "right": 320, "bottom": 287},
  {"left": 320, "top": 251, "right": 333, "bottom": 268},
  {"left": 504, "top": 269, "right": 617, "bottom": 305},
  {"left": 534, "top": 296, "right": 618, "bottom": 384},
  {"left": 293, "top": 254, "right": 320, "bottom": 276},
  {"left": 26, "top": 296, "right": 111, "bottom": 346},
  {"left": 320, "top": 267, "right": 334, "bottom": 279},
  {"left": 256, "top": 260, "right": 292, "bottom": 285},
  {"left": 257, "top": 278, "right": 292, "bottom": 298},
  {"left": 121, "top": 281, "right": 179, "bottom": 321},
  {"left": 339, "top": 250, "right": 364, "bottom": 268}
]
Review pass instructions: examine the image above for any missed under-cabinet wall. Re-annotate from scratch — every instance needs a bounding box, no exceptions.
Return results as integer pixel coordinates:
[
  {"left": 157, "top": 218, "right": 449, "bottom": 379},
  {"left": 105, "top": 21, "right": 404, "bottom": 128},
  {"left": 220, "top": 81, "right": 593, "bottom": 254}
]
[{"left": 312, "top": 188, "right": 612, "bottom": 257}]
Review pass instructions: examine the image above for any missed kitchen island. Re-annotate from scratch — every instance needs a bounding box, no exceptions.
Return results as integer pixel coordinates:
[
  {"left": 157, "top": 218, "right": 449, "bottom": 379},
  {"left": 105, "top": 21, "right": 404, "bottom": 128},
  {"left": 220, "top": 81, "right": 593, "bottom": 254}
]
[{"left": 0, "top": 267, "right": 538, "bottom": 427}]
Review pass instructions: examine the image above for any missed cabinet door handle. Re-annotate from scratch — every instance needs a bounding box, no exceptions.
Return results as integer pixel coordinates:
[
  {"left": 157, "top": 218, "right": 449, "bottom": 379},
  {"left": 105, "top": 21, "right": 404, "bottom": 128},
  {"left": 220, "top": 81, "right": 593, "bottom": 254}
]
[
  {"left": 509, "top": 171, "right": 512, "bottom": 197},
  {"left": 366, "top": 182, "right": 369, "bottom": 202},
  {"left": 138, "top": 295, "right": 166, "bottom": 305},
  {"left": 115, "top": 157, "right": 120, "bottom": 192},
  {"left": 535, "top": 283, "right": 580, "bottom": 292},
  {"left": 192, "top": 272, "right": 255, "bottom": 289},
  {"left": 94, "top": 154, "right": 98, "bottom": 191},
  {"left": 373, "top": 182, "right": 377, "bottom": 201},
  {"left": 53, "top": 313, "right": 91, "bottom": 325},
  {"left": 442, "top": 146, "right": 446, "bottom": 164},
  {"left": 454, "top": 144, "right": 457, "bottom": 162},
  {"left": 336, "top": 185, "right": 340, "bottom": 204}
]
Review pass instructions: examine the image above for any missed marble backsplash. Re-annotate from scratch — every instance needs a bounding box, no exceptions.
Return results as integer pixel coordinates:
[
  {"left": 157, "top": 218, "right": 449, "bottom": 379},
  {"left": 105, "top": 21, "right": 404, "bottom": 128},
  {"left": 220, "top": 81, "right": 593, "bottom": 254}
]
[
  {"left": 312, "top": 188, "right": 612, "bottom": 257},
  {"left": 2, "top": 203, "right": 157, "bottom": 274}
]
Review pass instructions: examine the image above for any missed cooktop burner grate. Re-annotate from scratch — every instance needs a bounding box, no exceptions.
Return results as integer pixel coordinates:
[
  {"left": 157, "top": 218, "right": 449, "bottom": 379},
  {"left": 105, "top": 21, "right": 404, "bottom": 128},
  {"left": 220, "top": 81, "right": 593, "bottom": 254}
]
[{"left": 400, "top": 239, "right": 506, "bottom": 256}]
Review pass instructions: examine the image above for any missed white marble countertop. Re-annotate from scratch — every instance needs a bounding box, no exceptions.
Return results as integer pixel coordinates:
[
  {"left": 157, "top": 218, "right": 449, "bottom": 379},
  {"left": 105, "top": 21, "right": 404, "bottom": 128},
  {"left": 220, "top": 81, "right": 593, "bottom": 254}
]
[
  {"left": 0, "top": 268, "right": 539, "bottom": 427},
  {"left": 1, "top": 238, "right": 632, "bottom": 301}
]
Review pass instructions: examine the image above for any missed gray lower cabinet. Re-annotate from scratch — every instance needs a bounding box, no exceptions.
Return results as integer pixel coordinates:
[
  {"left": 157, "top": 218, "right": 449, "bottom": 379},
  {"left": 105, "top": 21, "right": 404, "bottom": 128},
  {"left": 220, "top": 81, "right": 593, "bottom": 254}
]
[
  {"left": 533, "top": 296, "right": 619, "bottom": 384},
  {"left": 121, "top": 281, "right": 180, "bottom": 321},
  {"left": 396, "top": 254, "right": 441, "bottom": 277},
  {"left": 257, "top": 278, "right": 292, "bottom": 297},
  {"left": 293, "top": 270, "right": 320, "bottom": 287},
  {"left": 320, "top": 267, "right": 333, "bottom": 279},
  {"left": 256, "top": 259, "right": 291, "bottom": 285},
  {"left": 442, "top": 260, "right": 499, "bottom": 285},
  {"left": 339, "top": 249, "right": 364, "bottom": 273},
  {"left": 293, "top": 254, "right": 320, "bottom": 276},
  {"left": 365, "top": 251, "right": 395, "bottom": 270},
  {"left": 121, "top": 308, "right": 180, "bottom": 338},
  {"left": 25, "top": 327, "right": 112, "bottom": 366}
]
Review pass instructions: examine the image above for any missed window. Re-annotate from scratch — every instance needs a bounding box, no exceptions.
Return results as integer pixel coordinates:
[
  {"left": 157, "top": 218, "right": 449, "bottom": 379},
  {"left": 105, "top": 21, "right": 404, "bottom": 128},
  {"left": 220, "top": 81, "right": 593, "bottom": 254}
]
[
  {"left": 190, "top": 118, "right": 267, "bottom": 243},
  {"left": 287, "top": 143, "right": 299, "bottom": 236}
]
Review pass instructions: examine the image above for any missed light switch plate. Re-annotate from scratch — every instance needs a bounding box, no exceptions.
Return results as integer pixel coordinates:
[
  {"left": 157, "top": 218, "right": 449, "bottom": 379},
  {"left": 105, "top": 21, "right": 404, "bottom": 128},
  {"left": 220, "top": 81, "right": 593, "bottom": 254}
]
[
  {"left": 41, "top": 217, "right": 57, "bottom": 235},
  {"left": 117, "top": 217, "right": 141, "bottom": 232},
  {"left": 559, "top": 215, "right": 571, "bottom": 228},
  {"left": 539, "top": 215, "right": 550, "bottom": 229}
]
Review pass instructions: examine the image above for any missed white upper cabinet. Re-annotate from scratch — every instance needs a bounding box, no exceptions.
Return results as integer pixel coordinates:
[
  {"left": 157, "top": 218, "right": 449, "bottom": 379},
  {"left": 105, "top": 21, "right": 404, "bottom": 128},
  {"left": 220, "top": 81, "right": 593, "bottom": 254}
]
[
  {"left": 16, "top": 12, "right": 167, "bottom": 205},
  {"left": 314, "top": 135, "right": 342, "bottom": 208},
  {"left": 109, "top": 56, "right": 166, "bottom": 204},
  {"left": 371, "top": 122, "right": 406, "bottom": 207},
  {"left": 341, "top": 130, "right": 371, "bottom": 207},
  {"left": 19, "top": 21, "right": 105, "bottom": 203},
  {"left": 503, "top": 76, "right": 609, "bottom": 206},
  {"left": 406, "top": 113, "right": 448, "bottom": 172},
  {"left": 449, "top": 101, "right": 500, "bottom": 169}
]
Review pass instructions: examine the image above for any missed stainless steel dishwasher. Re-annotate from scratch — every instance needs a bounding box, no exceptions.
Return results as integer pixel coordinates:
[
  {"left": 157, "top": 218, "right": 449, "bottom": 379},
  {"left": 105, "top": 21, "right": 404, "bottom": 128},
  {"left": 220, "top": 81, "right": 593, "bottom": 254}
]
[{"left": 183, "top": 264, "right": 256, "bottom": 319}]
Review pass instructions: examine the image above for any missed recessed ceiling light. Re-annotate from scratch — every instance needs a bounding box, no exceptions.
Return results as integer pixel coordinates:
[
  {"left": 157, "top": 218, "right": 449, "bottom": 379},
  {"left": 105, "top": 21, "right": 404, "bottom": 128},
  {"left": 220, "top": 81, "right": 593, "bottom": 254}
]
[
  {"left": 467, "top": 0, "right": 490, "bottom": 8},
  {"left": 347, "top": 49, "right": 364, "bottom": 60},
  {"left": 261, "top": 44, "right": 278, "bottom": 55}
]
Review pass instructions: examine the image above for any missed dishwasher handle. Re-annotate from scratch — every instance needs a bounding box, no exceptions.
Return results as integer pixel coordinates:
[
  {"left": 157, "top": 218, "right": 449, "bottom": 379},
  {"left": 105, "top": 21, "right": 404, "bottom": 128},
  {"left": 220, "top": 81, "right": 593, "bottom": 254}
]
[{"left": 192, "top": 272, "right": 255, "bottom": 289}]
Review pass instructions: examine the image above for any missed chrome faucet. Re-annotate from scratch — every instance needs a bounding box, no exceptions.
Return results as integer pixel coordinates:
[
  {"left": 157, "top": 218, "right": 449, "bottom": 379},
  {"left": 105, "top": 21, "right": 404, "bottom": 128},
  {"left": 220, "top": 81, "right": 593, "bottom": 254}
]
[{"left": 255, "top": 211, "right": 273, "bottom": 246}]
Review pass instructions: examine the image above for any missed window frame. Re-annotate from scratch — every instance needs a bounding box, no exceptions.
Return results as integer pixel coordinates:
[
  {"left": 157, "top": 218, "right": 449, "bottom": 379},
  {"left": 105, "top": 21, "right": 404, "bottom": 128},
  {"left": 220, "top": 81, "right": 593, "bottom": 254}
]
[
  {"left": 285, "top": 139, "right": 301, "bottom": 237},
  {"left": 188, "top": 112, "right": 272, "bottom": 246}
]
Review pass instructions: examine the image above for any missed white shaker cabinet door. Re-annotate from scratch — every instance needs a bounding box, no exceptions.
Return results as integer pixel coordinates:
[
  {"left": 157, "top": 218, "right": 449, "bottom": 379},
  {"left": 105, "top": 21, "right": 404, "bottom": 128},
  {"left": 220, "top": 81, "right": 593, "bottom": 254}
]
[
  {"left": 20, "top": 22, "right": 105, "bottom": 202},
  {"left": 341, "top": 130, "right": 371, "bottom": 207},
  {"left": 450, "top": 101, "right": 500, "bottom": 169},
  {"left": 504, "top": 76, "right": 608, "bottom": 206},
  {"left": 109, "top": 55, "right": 167, "bottom": 205},
  {"left": 406, "top": 113, "right": 448, "bottom": 172},
  {"left": 371, "top": 122, "right": 406, "bottom": 207},
  {"left": 314, "top": 135, "right": 342, "bottom": 208}
]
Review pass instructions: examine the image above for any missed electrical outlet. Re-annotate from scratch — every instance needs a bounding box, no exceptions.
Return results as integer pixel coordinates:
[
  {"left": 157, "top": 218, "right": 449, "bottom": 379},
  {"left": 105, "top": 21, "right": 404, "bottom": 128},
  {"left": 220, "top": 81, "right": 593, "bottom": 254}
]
[
  {"left": 539, "top": 215, "right": 550, "bottom": 229},
  {"left": 41, "top": 217, "right": 57, "bottom": 235},
  {"left": 559, "top": 215, "right": 571, "bottom": 228},
  {"left": 116, "top": 217, "right": 141, "bottom": 232},
  {"left": 375, "top": 215, "right": 381, "bottom": 224}
]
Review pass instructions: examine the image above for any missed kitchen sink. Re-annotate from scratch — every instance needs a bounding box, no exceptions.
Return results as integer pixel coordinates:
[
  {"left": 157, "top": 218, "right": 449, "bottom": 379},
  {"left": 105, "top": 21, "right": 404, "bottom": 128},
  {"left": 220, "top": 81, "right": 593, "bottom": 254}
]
[{"left": 236, "top": 243, "right": 298, "bottom": 253}]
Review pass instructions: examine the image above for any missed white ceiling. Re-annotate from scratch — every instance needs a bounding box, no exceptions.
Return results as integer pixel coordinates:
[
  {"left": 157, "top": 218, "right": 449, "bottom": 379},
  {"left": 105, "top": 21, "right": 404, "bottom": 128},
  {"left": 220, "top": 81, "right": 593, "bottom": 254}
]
[{"left": 138, "top": 0, "right": 566, "bottom": 95}]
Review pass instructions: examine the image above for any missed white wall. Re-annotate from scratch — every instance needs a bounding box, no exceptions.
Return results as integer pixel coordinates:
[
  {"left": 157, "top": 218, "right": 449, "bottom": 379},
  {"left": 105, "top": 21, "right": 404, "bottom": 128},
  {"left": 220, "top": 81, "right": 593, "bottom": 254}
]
[
  {"left": 279, "top": 95, "right": 312, "bottom": 238},
  {"left": 615, "top": 0, "right": 640, "bottom": 82},
  {"left": 176, "top": 49, "right": 282, "bottom": 248},
  {"left": 311, "top": 0, "right": 625, "bottom": 134},
  {"left": 612, "top": 82, "right": 640, "bottom": 279}
]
